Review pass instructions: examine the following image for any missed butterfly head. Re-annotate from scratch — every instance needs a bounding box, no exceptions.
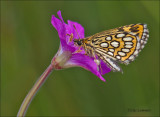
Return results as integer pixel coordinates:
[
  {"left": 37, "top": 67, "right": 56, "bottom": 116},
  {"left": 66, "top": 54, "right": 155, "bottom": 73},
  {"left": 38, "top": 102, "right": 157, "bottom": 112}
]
[{"left": 74, "top": 39, "right": 83, "bottom": 46}]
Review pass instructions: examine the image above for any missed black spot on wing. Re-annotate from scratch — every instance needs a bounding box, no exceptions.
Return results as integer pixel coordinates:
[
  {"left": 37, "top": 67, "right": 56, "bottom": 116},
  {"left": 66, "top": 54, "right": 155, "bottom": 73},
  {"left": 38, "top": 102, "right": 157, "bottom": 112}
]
[
  {"left": 129, "top": 26, "right": 139, "bottom": 32},
  {"left": 136, "top": 33, "right": 139, "bottom": 37},
  {"left": 92, "top": 39, "right": 98, "bottom": 43},
  {"left": 118, "top": 27, "right": 124, "bottom": 31},
  {"left": 123, "top": 32, "right": 128, "bottom": 35}
]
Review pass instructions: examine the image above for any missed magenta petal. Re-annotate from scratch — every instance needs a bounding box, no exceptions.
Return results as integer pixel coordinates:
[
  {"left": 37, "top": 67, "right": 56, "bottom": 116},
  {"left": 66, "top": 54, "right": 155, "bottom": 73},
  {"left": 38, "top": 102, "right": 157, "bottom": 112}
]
[
  {"left": 67, "top": 20, "right": 85, "bottom": 39},
  {"left": 51, "top": 15, "right": 66, "bottom": 41},
  {"left": 51, "top": 11, "right": 111, "bottom": 81},
  {"left": 51, "top": 12, "right": 74, "bottom": 52},
  {"left": 67, "top": 53, "right": 106, "bottom": 81},
  {"left": 57, "top": 10, "right": 64, "bottom": 23},
  {"left": 61, "top": 41, "right": 76, "bottom": 53},
  {"left": 51, "top": 12, "right": 84, "bottom": 53},
  {"left": 100, "top": 60, "right": 111, "bottom": 75}
]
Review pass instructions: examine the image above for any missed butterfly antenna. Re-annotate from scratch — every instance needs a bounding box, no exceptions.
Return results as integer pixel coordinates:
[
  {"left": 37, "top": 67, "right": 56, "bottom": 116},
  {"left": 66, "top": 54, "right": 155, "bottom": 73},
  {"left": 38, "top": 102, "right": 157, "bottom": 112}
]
[{"left": 73, "top": 24, "right": 80, "bottom": 39}]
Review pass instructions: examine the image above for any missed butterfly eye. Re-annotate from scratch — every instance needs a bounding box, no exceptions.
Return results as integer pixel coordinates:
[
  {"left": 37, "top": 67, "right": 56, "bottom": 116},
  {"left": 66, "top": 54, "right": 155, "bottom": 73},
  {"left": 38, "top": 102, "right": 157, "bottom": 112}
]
[{"left": 77, "top": 40, "right": 82, "bottom": 46}]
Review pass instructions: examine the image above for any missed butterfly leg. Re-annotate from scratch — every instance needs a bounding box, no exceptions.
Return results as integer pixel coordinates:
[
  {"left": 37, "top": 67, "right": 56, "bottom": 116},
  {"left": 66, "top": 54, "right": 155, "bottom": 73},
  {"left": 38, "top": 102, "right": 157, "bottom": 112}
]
[
  {"left": 92, "top": 52, "right": 103, "bottom": 73},
  {"left": 66, "top": 33, "right": 74, "bottom": 42},
  {"left": 73, "top": 46, "right": 83, "bottom": 54},
  {"left": 74, "top": 48, "right": 82, "bottom": 53},
  {"left": 94, "top": 59, "right": 100, "bottom": 71},
  {"left": 94, "top": 59, "right": 103, "bottom": 73},
  {"left": 99, "top": 62, "right": 103, "bottom": 74}
]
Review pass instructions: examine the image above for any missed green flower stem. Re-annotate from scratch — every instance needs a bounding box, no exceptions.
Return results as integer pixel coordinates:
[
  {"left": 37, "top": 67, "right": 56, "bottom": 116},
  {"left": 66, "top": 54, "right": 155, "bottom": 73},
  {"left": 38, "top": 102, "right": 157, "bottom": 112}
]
[{"left": 17, "top": 64, "right": 54, "bottom": 117}]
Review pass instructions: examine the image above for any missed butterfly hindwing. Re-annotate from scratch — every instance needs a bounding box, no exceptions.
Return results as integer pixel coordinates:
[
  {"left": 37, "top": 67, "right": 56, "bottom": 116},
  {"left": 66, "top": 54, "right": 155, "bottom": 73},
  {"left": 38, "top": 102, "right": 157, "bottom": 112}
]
[{"left": 95, "top": 48, "right": 122, "bottom": 72}]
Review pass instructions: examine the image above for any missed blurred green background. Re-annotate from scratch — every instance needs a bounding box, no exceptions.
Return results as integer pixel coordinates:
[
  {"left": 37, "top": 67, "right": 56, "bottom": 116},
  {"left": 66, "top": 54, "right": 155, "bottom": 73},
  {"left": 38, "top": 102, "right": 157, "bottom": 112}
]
[{"left": 1, "top": 1, "right": 159, "bottom": 117}]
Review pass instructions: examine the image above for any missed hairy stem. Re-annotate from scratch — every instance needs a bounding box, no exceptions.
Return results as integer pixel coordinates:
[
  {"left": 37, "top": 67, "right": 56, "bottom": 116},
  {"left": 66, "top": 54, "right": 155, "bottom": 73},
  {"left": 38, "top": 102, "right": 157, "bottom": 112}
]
[{"left": 17, "top": 64, "right": 54, "bottom": 117}]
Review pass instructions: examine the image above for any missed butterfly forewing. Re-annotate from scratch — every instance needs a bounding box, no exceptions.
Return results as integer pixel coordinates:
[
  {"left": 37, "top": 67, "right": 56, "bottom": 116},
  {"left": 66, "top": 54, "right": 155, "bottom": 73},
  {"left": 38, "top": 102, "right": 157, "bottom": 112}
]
[{"left": 75, "top": 24, "right": 149, "bottom": 72}]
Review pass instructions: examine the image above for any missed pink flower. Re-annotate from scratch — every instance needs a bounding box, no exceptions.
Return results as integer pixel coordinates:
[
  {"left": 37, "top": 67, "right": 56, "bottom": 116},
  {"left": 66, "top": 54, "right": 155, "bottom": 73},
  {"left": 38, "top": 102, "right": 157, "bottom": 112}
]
[{"left": 51, "top": 10, "right": 111, "bottom": 81}]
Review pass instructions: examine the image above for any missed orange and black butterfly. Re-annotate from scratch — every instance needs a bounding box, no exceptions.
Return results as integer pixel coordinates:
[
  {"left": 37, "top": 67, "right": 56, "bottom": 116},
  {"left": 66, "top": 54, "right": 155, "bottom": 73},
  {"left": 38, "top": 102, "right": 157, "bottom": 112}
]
[{"left": 73, "top": 24, "right": 149, "bottom": 72}]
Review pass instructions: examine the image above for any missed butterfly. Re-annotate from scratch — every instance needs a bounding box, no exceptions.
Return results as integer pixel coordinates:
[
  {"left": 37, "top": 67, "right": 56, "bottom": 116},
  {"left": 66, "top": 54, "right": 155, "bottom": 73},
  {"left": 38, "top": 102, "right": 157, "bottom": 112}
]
[{"left": 73, "top": 24, "right": 149, "bottom": 72}]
